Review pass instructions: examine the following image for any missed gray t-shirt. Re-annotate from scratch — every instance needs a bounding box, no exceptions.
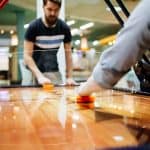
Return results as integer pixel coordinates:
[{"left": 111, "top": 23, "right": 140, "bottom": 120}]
[{"left": 93, "top": 0, "right": 150, "bottom": 88}]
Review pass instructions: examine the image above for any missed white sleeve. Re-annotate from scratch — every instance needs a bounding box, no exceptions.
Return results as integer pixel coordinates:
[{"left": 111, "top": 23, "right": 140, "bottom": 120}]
[{"left": 93, "top": 0, "right": 150, "bottom": 88}]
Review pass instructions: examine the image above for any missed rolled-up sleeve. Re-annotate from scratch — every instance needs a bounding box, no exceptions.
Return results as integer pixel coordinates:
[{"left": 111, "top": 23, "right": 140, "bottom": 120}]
[{"left": 93, "top": 0, "right": 150, "bottom": 88}]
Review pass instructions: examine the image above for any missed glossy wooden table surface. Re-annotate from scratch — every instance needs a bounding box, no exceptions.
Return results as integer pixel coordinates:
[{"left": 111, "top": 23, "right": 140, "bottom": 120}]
[{"left": 0, "top": 86, "right": 149, "bottom": 150}]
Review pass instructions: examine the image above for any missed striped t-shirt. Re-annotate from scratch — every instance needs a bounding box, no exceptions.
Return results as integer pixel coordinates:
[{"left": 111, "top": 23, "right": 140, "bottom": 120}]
[{"left": 25, "top": 18, "right": 71, "bottom": 72}]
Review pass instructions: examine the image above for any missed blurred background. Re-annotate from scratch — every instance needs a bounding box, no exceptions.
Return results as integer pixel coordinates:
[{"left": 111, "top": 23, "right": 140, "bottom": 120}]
[{"left": 0, "top": 0, "right": 140, "bottom": 86}]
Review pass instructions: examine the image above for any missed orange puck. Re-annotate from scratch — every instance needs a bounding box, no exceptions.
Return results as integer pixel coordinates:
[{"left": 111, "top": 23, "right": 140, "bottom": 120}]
[
  {"left": 76, "top": 95, "right": 95, "bottom": 103},
  {"left": 43, "top": 83, "right": 54, "bottom": 91}
]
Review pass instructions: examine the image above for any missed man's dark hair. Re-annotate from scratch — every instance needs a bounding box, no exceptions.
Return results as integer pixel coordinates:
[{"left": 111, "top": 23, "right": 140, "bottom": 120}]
[{"left": 43, "top": 0, "right": 61, "bottom": 7}]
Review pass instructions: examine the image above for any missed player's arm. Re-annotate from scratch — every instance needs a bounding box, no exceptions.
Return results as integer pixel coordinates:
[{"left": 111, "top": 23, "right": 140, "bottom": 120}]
[
  {"left": 78, "top": 76, "right": 103, "bottom": 96},
  {"left": 64, "top": 42, "right": 73, "bottom": 78},
  {"left": 24, "top": 40, "right": 51, "bottom": 84},
  {"left": 24, "top": 40, "right": 43, "bottom": 78},
  {"left": 64, "top": 42, "right": 77, "bottom": 85},
  {"left": 78, "top": 0, "right": 150, "bottom": 96}
]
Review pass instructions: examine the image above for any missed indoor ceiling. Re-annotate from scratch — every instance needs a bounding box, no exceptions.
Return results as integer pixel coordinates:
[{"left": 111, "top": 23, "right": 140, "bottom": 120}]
[{"left": 0, "top": 0, "right": 140, "bottom": 48}]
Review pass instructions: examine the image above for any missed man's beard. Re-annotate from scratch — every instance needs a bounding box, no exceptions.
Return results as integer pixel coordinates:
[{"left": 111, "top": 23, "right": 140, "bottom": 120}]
[{"left": 45, "top": 15, "right": 57, "bottom": 27}]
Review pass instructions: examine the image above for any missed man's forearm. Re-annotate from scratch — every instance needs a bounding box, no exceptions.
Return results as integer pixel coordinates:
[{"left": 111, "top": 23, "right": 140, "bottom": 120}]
[
  {"left": 65, "top": 50, "right": 73, "bottom": 78},
  {"left": 24, "top": 55, "right": 43, "bottom": 79}
]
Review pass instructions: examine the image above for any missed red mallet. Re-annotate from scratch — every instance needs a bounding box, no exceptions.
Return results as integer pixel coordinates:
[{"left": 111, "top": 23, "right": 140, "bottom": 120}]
[{"left": 76, "top": 95, "right": 95, "bottom": 103}]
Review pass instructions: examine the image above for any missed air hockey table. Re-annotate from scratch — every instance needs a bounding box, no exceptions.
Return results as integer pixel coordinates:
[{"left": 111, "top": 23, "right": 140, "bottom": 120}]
[{"left": 0, "top": 85, "right": 150, "bottom": 150}]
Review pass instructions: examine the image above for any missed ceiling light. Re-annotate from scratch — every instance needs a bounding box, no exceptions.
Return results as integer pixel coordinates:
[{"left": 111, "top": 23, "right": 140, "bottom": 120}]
[
  {"left": 71, "top": 28, "right": 80, "bottom": 36},
  {"left": 0, "top": 29, "right": 4, "bottom": 34},
  {"left": 24, "top": 24, "right": 29, "bottom": 29},
  {"left": 74, "top": 40, "right": 80, "bottom": 45},
  {"left": 80, "top": 22, "right": 94, "bottom": 30},
  {"left": 93, "top": 40, "right": 99, "bottom": 46},
  {"left": 10, "top": 30, "right": 14, "bottom": 34},
  {"left": 67, "top": 20, "right": 75, "bottom": 26},
  {"left": 108, "top": 41, "right": 113, "bottom": 46}
]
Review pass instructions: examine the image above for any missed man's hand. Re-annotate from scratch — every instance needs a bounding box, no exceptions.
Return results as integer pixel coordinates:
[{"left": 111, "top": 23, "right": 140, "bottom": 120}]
[
  {"left": 65, "top": 78, "right": 79, "bottom": 86},
  {"left": 78, "top": 76, "right": 102, "bottom": 96},
  {"left": 37, "top": 75, "right": 52, "bottom": 85}
]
